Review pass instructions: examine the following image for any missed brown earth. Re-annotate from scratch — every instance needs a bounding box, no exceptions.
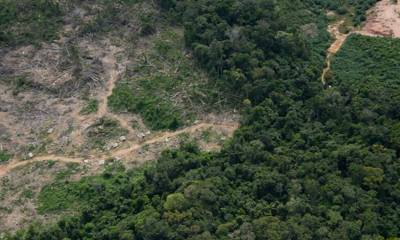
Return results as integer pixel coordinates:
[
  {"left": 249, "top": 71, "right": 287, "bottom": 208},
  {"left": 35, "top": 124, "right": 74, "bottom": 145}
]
[
  {"left": 0, "top": 121, "right": 238, "bottom": 178},
  {"left": 0, "top": 3, "right": 241, "bottom": 232},
  {"left": 321, "top": 20, "right": 353, "bottom": 84},
  {"left": 357, "top": 0, "right": 400, "bottom": 38}
]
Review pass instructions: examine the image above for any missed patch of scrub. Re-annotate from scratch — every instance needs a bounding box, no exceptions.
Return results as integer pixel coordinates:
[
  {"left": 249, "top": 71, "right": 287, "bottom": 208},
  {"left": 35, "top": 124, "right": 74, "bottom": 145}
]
[{"left": 109, "top": 27, "right": 226, "bottom": 131}]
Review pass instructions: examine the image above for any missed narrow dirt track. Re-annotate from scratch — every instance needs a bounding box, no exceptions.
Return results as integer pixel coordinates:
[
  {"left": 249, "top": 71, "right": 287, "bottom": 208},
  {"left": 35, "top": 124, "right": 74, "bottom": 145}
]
[
  {"left": 321, "top": 20, "right": 352, "bottom": 84},
  {"left": 0, "top": 41, "right": 239, "bottom": 178},
  {"left": 0, "top": 122, "right": 238, "bottom": 177}
]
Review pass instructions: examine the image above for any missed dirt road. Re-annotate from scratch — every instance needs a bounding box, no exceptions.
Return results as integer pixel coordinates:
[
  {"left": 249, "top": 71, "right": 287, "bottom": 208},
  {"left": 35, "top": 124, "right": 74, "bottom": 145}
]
[
  {"left": 0, "top": 121, "right": 238, "bottom": 177},
  {"left": 0, "top": 41, "right": 239, "bottom": 178},
  {"left": 321, "top": 20, "right": 353, "bottom": 84}
]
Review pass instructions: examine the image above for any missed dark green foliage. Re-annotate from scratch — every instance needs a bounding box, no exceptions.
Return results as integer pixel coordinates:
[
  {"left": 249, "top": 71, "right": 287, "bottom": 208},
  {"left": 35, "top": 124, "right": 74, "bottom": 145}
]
[
  {"left": 139, "top": 10, "right": 157, "bottom": 35},
  {"left": 7, "top": 1, "right": 400, "bottom": 240},
  {"left": 0, "top": 0, "right": 62, "bottom": 47},
  {"left": 0, "top": 150, "right": 11, "bottom": 163},
  {"left": 312, "top": 0, "right": 378, "bottom": 25},
  {"left": 168, "top": 0, "right": 330, "bottom": 104}
]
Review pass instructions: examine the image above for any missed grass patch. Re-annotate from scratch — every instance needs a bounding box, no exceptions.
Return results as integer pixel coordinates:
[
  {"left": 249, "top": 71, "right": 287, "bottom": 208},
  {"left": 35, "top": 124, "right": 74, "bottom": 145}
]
[
  {"left": 0, "top": 150, "right": 11, "bottom": 163},
  {"left": 37, "top": 162, "right": 148, "bottom": 214},
  {"left": 86, "top": 117, "right": 128, "bottom": 149},
  {"left": 0, "top": 0, "right": 63, "bottom": 47},
  {"left": 109, "top": 82, "right": 185, "bottom": 131},
  {"left": 80, "top": 99, "right": 99, "bottom": 115},
  {"left": 109, "top": 28, "right": 224, "bottom": 130}
]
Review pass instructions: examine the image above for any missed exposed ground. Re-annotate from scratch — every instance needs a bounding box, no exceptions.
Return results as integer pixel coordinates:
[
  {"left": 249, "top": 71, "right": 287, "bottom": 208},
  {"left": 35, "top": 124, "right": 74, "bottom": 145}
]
[
  {"left": 321, "top": 19, "right": 351, "bottom": 84},
  {"left": 0, "top": 121, "right": 238, "bottom": 178},
  {"left": 0, "top": 4, "right": 239, "bottom": 232},
  {"left": 6, "top": 0, "right": 398, "bottom": 233},
  {"left": 358, "top": 0, "right": 400, "bottom": 37},
  {"left": 322, "top": 0, "right": 400, "bottom": 84}
]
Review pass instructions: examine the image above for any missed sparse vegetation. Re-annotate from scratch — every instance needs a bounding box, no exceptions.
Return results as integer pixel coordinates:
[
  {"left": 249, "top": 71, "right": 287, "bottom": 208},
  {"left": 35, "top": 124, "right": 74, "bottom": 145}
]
[
  {"left": 80, "top": 99, "right": 99, "bottom": 115},
  {"left": 37, "top": 163, "right": 86, "bottom": 213},
  {"left": 79, "top": 0, "right": 156, "bottom": 39},
  {"left": 0, "top": 0, "right": 63, "bottom": 47},
  {"left": 86, "top": 117, "right": 128, "bottom": 149},
  {"left": 109, "top": 83, "right": 185, "bottom": 130},
  {"left": 109, "top": 28, "right": 222, "bottom": 130}
]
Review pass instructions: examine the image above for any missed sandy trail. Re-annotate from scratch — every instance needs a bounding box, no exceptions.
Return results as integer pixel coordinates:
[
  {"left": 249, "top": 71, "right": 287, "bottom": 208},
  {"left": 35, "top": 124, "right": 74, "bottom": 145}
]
[
  {"left": 67, "top": 45, "right": 134, "bottom": 146},
  {"left": 0, "top": 122, "right": 238, "bottom": 177},
  {"left": 0, "top": 41, "right": 239, "bottom": 178},
  {"left": 97, "top": 47, "right": 120, "bottom": 117},
  {"left": 321, "top": 20, "right": 352, "bottom": 84}
]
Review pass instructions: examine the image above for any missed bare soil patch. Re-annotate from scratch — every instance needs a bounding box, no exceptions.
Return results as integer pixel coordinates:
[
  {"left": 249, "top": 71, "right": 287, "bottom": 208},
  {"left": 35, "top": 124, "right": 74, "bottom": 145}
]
[
  {"left": 358, "top": 0, "right": 400, "bottom": 38},
  {"left": 0, "top": 11, "right": 239, "bottom": 232}
]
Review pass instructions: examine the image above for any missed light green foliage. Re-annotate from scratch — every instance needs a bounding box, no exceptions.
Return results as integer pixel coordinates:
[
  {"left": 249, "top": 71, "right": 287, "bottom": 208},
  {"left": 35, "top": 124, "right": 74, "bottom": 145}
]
[
  {"left": 330, "top": 35, "right": 400, "bottom": 147},
  {"left": 163, "top": 193, "right": 187, "bottom": 211},
  {"left": 37, "top": 163, "right": 146, "bottom": 214},
  {"left": 362, "top": 166, "right": 384, "bottom": 189},
  {"left": 252, "top": 216, "right": 289, "bottom": 240}
]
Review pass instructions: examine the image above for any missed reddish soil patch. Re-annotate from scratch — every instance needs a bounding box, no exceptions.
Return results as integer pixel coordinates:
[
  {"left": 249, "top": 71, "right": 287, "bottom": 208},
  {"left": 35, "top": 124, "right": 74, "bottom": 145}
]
[{"left": 358, "top": 0, "right": 400, "bottom": 38}]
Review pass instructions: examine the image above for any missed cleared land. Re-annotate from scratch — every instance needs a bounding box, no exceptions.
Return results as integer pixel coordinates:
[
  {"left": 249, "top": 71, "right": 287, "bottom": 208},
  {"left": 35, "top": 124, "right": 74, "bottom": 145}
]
[{"left": 0, "top": 1, "right": 238, "bottom": 232}]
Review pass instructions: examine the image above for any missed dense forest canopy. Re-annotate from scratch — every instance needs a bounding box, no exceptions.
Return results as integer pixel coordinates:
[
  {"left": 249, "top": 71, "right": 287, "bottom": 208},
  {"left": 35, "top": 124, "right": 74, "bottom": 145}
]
[{"left": 1, "top": 0, "right": 400, "bottom": 239}]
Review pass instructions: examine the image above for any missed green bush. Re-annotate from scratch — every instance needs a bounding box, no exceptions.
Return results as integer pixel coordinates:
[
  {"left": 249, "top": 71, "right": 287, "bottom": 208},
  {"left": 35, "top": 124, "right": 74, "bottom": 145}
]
[
  {"left": 109, "top": 83, "right": 184, "bottom": 130},
  {"left": 0, "top": 0, "right": 63, "bottom": 47},
  {"left": 0, "top": 150, "right": 11, "bottom": 163},
  {"left": 80, "top": 99, "right": 99, "bottom": 115}
]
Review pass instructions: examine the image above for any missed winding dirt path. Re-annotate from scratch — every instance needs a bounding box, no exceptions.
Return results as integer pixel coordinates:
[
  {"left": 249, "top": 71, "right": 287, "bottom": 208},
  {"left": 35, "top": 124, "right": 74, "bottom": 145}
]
[
  {"left": 68, "top": 45, "right": 134, "bottom": 146},
  {"left": 0, "top": 40, "right": 239, "bottom": 178},
  {"left": 0, "top": 122, "right": 238, "bottom": 177},
  {"left": 321, "top": 20, "right": 353, "bottom": 84}
]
